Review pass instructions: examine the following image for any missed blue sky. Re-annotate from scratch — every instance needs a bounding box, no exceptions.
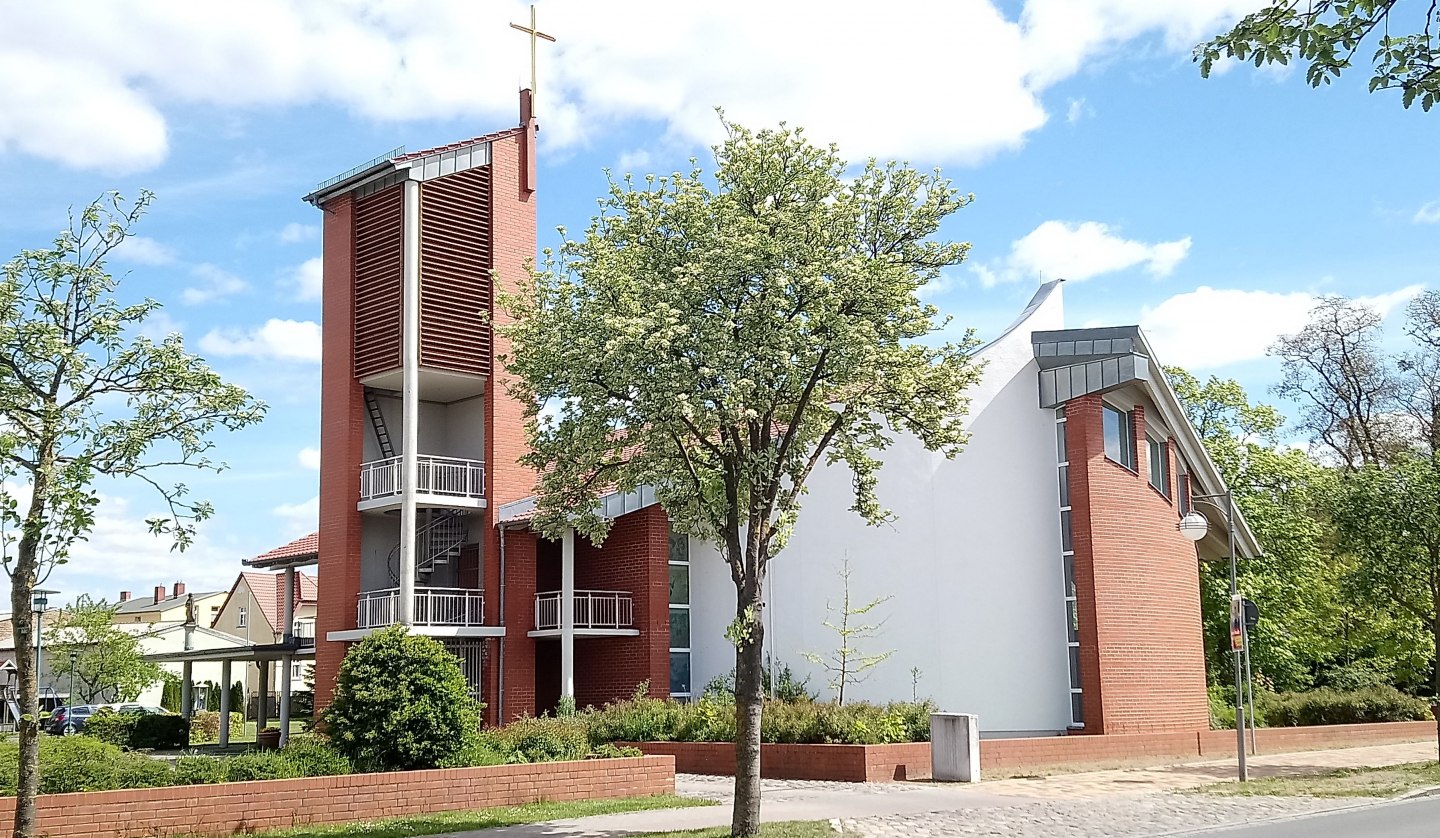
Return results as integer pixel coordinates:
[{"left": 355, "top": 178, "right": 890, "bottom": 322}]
[{"left": 0, "top": 1, "right": 1435, "bottom": 603}]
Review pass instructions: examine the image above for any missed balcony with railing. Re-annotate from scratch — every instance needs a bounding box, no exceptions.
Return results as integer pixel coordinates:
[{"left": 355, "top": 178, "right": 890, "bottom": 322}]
[
  {"left": 290, "top": 620, "right": 316, "bottom": 647},
  {"left": 357, "top": 454, "right": 487, "bottom": 512},
  {"left": 356, "top": 587, "right": 486, "bottom": 629},
  {"left": 532, "top": 590, "right": 637, "bottom": 636}
]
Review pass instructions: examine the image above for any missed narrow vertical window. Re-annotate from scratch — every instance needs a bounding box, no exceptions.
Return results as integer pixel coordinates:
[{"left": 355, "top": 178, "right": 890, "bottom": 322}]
[
  {"left": 1055, "top": 408, "right": 1082, "bottom": 727},
  {"left": 1147, "top": 434, "right": 1169, "bottom": 496},
  {"left": 1102, "top": 404, "right": 1135, "bottom": 470},
  {"left": 668, "top": 533, "right": 692, "bottom": 698}
]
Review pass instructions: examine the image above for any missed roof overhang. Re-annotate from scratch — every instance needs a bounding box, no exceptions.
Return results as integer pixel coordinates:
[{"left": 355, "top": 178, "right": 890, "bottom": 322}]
[
  {"left": 498, "top": 485, "right": 660, "bottom": 529},
  {"left": 1033, "top": 325, "right": 1262, "bottom": 559},
  {"left": 144, "top": 640, "right": 315, "bottom": 664}
]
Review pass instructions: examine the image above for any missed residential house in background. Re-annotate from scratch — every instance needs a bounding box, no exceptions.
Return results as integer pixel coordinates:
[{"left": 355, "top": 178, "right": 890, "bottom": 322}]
[
  {"left": 112, "top": 583, "right": 227, "bottom": 629},
  {"left": 211, "top": 566, "right": 318, "bottom": 697}
]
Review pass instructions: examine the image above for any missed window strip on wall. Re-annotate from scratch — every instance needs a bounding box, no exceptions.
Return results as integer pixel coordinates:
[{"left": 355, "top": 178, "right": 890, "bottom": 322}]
[
  {"left": 669, "top": 533, "right": 692, "bottom": 698},
  {"left": 1055, "top": 409, "right": 1083, "bottom": 727}
]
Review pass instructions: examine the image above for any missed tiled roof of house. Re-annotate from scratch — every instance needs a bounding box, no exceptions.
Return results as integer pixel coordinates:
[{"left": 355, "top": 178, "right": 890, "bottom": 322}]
[
  {"left": 250, "top": 532, "right": 318, "bottom": 565},
  {"left": 212, "top": 571, "right": 317, "bottom": 632},
  {"left": 114, "top": 590, "right": 223, "bottom": 615}
]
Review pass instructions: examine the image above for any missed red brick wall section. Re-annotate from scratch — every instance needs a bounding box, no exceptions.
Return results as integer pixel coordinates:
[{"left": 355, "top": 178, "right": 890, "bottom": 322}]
[
  {"left": 632, "top": 742, "right": 931, "bottom": 783},
  {"left": 1065, "top": 395, "right": 1209, "bottom": 735},
  {"left": 0, "top": 757, "right": 675, "bottom": 838},
  {"left": 499, "top": 528, "right": 539, "bottom": 722},
  {"left": 315, "top": 194, "right": 364, "bottom": 713},
  {"left": 485, "top": 117, "right": 540, "bottom": 726},
  {"left": 573, "top": 505, "right": 672, "bottom": 708}
]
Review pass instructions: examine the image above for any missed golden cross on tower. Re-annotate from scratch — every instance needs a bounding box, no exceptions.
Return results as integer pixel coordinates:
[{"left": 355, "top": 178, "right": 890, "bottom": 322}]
[{"left": 510, "top": 4, "right": 556, "bottom": 111}]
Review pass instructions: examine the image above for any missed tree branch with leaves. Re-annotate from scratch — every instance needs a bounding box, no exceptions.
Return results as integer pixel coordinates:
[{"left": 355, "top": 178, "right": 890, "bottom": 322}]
[
  {"left": 0, "top": 192, "right": 264, "bottom": 838},
  {"left": 498, "top": 118, "right": 980, "bottom": 837}
]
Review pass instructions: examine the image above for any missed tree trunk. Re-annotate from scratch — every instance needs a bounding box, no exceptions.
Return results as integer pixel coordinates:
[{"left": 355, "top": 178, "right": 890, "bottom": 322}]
[
  {"left": 731, "top": 587, "right": 766, "bottom": 838},
  {"left": 11, "top": 537, "right": 41, "bottom": 838},
  {"left": 12, "top": 459, "right": 52, "bottom": 838}
]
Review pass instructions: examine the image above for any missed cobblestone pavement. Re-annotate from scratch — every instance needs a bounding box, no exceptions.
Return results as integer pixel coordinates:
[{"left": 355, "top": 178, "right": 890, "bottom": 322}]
[{"left": 838, "top": 794, "right": 1356, "bottom": 838}]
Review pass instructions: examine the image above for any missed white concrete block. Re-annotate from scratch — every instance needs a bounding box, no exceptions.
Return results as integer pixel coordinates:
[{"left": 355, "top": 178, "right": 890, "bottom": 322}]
[{"left": 931, "top": 712, "right": 980, "bottom": 782}]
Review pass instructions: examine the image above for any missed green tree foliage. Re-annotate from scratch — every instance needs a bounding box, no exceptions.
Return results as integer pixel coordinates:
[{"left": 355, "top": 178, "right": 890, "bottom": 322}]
[
  {"left": 499, "top": 119, "right": 981, "bottom": 837},
  {"left": 228, "top": 681, "right": 245, "bottom": 719},
  {"left": 1168, "top": 368, "right": 1342, "bottom": 691},
  {"left": 0, "top": 191, "right": 264, "bottom": 838},
  {"left": 44, "top": 596, "right": 163, "bottom": 704},
  {"left": 322, "top": 626, "right": 480, "bottom": 772},
  {"left": 1197, "top": 1, "right": 1440, "bottom": 110}
]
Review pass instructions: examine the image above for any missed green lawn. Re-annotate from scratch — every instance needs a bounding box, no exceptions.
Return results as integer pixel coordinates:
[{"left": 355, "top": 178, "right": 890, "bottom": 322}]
[
  {"left": 628, "top": 823, "right": 852, "bottom": 838},
  {"left": 229, "top": 795, "right": 712, "bottom": 838},
  {"left": 1195, "top": 762, "right": 1440, "bottom": 798}
]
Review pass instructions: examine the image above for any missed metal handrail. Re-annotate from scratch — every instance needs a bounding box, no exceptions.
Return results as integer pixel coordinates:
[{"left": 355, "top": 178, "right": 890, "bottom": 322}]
[
  {"left": 356, "top": 587, "right": 485, "bottom": 628},
  {"left": 533, "top": 590, "right": 634, "bottom": 631},
  {"left": 358, "top": 454, "right": 486, "bottom": 501}
]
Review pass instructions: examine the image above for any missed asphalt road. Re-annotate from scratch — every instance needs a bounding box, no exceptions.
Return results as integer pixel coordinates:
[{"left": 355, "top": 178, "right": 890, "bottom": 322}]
[{"left": 1197, "top": 796, "right": 1440, "bottom": 837}]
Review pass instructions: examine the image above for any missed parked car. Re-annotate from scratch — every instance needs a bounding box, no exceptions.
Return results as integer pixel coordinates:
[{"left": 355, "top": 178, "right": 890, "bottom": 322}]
[
  {"left": 46, "top": 705, "right": 95, "bottom": 735},
  {"left": 46, "top": 703, "right": 170, "bottom": 735}
]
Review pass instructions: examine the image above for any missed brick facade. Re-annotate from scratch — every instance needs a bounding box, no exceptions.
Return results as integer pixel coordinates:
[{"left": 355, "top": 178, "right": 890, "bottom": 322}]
[
  {"left": 0, "top": 757, "right": 675, "bottom": 838},
  {"left": 1065, "top": 394, "right": 1209, "bottom": 735},
  {"left": 314, "top": 194, "right": 362, "bottom": 712}
]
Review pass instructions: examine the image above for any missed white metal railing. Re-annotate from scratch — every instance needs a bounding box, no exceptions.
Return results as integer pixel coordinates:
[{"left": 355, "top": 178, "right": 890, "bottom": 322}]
[
  {"left": 292, "top": 621, "right": 316, "bottom": 642},
  {"left": 534, "top": 590, "right": 634, "bottom": 631},
  {"left": 358, "top": 455, "right": 486, "bottom": 502},
  {"left": 356, "top": 587, "right": 485, "bottom": 629}
]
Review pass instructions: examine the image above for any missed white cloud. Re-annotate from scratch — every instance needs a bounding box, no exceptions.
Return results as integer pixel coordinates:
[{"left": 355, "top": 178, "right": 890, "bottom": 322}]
[
  {"left": 297, "top": 447, "right": 321, "bottom": 471},
  {"left": 984, "top": 220, "right": 1192, "bottom": 284},
  {"left": 0, "top": 2, "right": 1264, "bottom": 172},
  {"left": 111, "top": 235, "right": 177, "bottom": 266},
  {"left": 288, "top": 257, "right": 324, "bottom": 302},
  {"left": 1414, "top": 201, "right": 1440, "bottom": 224},
  {"left": 616, "top": 149, "right": 652, "bottom": 172},
  {"left": 182, "top": 263, "right": 249, "bottom": 305},
  {"left": 136, "top": 310, "right": 184, "bottom": 342},
  {"left": 199, "top": 318, "right": 322, "bottom": 363},
  {"left": 1141, "top": 284, "right": 1425, "bottom": 369},
  {"left": 278, "top": 222, "right": 319, "bottom": 244},
  {"left": 1066, "top": 98, "right": 1091, "bottom": 124},
  {"left": 272, "top": 494, "right": 318, "bottom": 537}
]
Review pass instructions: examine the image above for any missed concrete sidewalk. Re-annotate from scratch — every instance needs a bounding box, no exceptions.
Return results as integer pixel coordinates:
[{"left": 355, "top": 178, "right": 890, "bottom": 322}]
[{"left": 458, "top": 739, "right": 1439, "bottom": 838}]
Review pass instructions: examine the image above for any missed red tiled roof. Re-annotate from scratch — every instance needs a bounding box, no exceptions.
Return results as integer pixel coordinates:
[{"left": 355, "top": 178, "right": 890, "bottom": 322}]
[
  {"left": 251, "top": 532, "right": 318, "bottom": 564},
  {"left": 393, "top": 125, "right": 526, "bottom": 162},
  {"left": 213, "top": 571, "right": 317, "bottom": 632}
]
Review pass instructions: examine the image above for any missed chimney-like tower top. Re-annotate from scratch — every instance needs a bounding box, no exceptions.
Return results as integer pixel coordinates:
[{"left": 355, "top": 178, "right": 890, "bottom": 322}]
[{"left": 119, "top": 591, "right": 131, "bottom": 602}]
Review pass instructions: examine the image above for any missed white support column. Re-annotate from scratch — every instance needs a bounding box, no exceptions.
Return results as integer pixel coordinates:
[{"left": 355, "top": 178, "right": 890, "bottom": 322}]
[
  {"left": 279, "top": 655, "right": 293, "bottom": 748},
  {"left": 218, "top": 659, "right": 232, "bottom": 747},
  {"left": 180, "top": 661, "right": 194, "bottom": 723},
  {"left": 560, "top": 527, "right": 575, "bottom": 700},
  {"left": 259, "top": 662, "right": 270, "bottom": 730},
  {"left": 399, "top": 175, "right": 421, "bottom": 626}
]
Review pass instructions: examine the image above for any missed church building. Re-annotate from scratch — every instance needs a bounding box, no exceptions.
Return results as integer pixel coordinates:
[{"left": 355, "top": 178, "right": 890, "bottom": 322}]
[{"left": 304, "top": 93, "right": 1256, "bottom": 736}]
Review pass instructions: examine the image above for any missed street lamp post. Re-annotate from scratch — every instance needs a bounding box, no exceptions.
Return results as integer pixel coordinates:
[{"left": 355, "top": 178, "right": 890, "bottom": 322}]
[
  {"left": 32, "top": 589, "right": 58, "bottom": 715},
  {"left": 1179, "top": 495, "right": 1247, "bottom": 782},
  {"left": 67, "top": 650, "right": 78, "bottom": 733}
]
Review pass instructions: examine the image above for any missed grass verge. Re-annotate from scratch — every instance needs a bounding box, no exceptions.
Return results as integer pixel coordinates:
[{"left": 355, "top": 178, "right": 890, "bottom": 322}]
[
  {"left": 1194, "top": 762, "right": 1440, "bottom": 798},
  {"left": 225, "top": 794, "right": 712, "bottom": 838},
  {"left": 629, "top": 822, "right": 855, "bottom": 838}
]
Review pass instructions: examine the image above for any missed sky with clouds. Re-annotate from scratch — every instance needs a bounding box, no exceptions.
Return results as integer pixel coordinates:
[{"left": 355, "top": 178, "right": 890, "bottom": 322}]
[{"left": 0, "top": 0, "right": 1436, "bottom": 604}]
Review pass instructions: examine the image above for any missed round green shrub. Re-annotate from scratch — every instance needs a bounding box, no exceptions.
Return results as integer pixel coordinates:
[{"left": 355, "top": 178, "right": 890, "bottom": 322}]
[
  {"left": 82, "top": 709, "right": 139, "bottom": 747},
  {"left": 321, "top": 626, "right": 481, "bottom": 772}
]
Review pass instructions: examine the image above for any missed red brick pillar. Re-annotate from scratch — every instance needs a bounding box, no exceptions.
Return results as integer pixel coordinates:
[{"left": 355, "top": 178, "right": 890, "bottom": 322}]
[
  {"left": 314, "top": 194, "right": 363, "bottom": 712},
  {"left": 1064, "top": 395, "right": 1106, "bottom": 734},
  {"left": 500, "top": 530, "right": 538, "bottom": 721}
]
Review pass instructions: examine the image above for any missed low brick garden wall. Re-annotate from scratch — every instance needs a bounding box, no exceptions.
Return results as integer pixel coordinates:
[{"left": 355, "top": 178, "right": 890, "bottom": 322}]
[
  {"left": 631, "top": 720, "right": 1436, "bottom": 783},
  {"left": 0, "top": 755, "right": 675, "bottom": 838},
  {"left": 630, "top": 741, "right": 931, "bottom": 782}
]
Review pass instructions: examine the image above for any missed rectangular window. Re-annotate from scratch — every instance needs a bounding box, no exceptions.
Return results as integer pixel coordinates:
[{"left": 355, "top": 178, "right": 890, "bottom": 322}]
[
  {"left": 236, "top": 607, "right": 247, "bottom": 629},
  {"left": 1056, "top": 407, "right": 1083, "bottom": 729},
  {"left": 668, "top": 533, "right": 692, "bottom": 698},
  {"left": 1103, "top": 405, "right": 1135, "bottom": 470},
  {"left": 1147, "top": 435, "right": 1169, "bottom": 496},
  {"left": 1178, "top": 472, "right": 1191, "bottom": 516}
]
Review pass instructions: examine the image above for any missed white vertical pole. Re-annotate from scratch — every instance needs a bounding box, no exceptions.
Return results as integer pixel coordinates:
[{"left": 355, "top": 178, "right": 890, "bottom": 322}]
[
  {"left": 400, "top": 176, "right": 421, "bottom": 626},
  {"left": 561, "top": 527, "right": 575, "bottom": 700},
  {"left": 218, "top": 659, "right": 232, "bottom": 747},
  {"left": 279, "top": 655, "right": 293, "bottom": 748},
  {"left": 180, "top": 661, "right": 193, "bottom": 723}
]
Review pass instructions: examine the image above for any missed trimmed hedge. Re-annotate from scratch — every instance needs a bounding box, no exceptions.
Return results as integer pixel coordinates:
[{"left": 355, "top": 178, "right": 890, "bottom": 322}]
[
  {"left": 1209, "top": 684, "right": 1433, "bottom": 729},
  {"left": 582, "top": 692, "right": 935, "bottom": 745},
  {"left": 82, "top": 709, "right": 189, "bottom": 750}
]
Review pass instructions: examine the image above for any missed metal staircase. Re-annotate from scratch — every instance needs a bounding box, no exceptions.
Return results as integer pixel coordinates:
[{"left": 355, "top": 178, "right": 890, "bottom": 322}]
[
  {"left": 364, "top": 390, "right": 395, "bottom": 458},
  {"left": 388, "top": 509, "right": 469, "bottom": 584}
]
